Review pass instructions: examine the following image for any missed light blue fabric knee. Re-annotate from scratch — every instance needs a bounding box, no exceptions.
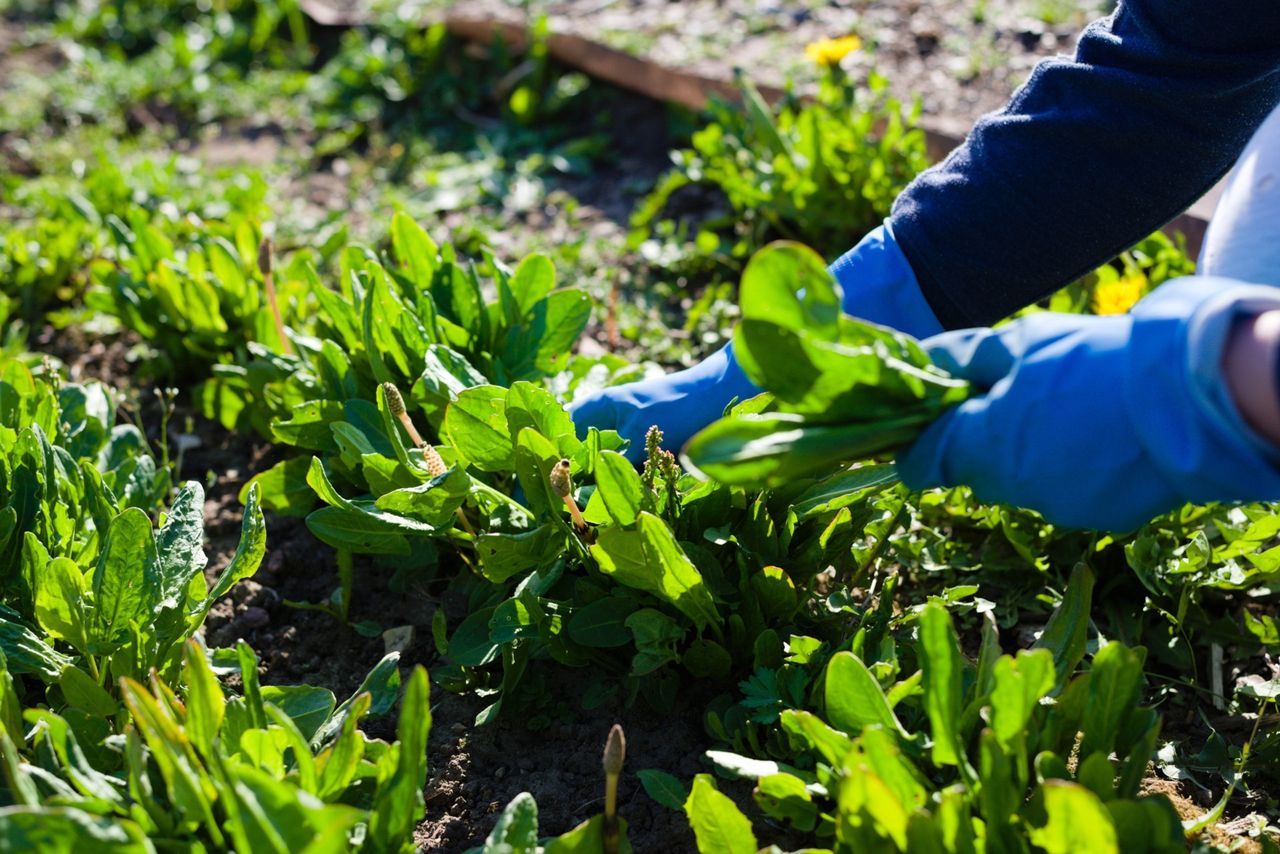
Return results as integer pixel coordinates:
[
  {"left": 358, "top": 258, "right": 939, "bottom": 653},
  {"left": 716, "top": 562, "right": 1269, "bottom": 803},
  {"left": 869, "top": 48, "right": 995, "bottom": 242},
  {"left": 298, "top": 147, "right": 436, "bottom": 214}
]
[{"left": 1200, "top": 103, "right": 1280, "bottom": 287}]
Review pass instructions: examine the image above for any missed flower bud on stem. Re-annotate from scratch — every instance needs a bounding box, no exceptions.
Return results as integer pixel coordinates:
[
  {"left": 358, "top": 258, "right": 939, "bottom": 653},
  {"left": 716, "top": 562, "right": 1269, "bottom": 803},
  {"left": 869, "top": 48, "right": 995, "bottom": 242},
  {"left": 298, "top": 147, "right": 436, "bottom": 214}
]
[
  {"left": 382, "top": 382, "right": 472, "bottom": 535},
  {"left": 602, "top": 724, "right": 625, "bottom": 854},
  {"left": 550, "top": 459, "right": 588, "bottom": 532},
  {"left": 258, "top": 238, "right": 293, "bottom": 356}
]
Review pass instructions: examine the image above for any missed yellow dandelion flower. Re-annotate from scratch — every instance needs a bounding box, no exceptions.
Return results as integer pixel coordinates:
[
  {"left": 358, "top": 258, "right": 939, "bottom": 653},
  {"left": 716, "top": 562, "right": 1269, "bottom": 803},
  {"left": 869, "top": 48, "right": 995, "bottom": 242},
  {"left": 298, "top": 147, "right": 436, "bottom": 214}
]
[
  {"left": 805, "top": 35, "right": 862, "bottom": 67},
  {"left": 1092, "top": 273, "right": 1146, "bottom": 315}
]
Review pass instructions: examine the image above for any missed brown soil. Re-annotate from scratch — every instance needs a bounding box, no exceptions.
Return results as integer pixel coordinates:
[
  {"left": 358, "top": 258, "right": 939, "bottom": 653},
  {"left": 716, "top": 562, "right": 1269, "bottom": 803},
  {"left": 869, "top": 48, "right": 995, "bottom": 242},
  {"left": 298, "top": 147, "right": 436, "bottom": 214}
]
[{"left": 416, "top": 0, "right": 1096, "bottom": 131}]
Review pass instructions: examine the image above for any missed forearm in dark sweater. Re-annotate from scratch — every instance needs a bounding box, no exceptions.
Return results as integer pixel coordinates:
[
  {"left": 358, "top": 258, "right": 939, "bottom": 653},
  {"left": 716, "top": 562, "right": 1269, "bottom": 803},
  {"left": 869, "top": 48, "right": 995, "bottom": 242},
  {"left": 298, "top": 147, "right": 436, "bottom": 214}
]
[{"left": 888, "top": 0, "right": 1280, "bottom": 329}]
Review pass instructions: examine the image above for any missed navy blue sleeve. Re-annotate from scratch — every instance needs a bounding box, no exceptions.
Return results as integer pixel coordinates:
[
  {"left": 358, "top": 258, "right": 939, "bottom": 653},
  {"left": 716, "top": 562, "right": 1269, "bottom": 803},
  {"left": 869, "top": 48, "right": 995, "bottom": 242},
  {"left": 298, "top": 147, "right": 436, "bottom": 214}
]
[{"left": 888, "top": 0, "right": 1280, "bottom": 329}]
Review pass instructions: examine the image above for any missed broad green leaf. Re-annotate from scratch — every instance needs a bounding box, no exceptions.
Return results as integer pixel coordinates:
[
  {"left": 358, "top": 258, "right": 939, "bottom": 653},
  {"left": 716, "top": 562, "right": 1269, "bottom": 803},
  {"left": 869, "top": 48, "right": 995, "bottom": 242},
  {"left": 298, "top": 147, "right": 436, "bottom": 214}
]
[
  {"left": 543, "top": 814, "right": 631, "bottom": 854},
  {"left": 35, "top": 556, "right": 88, "bottom": 655},
  {"left": 262, "top": 704, "right": 320, "bottom": 796},
  {"left": 506, "top": 382, "right": 579, "bottom": 458},
  {"left": 684, "top": 774, "right": 758, "bottom": 854},
  {"left": 591, "top": 513, "right": 720, "bottom": 631},
  {"left": 361, "top": 262, "right": 408, "bottom": 385},
  {"left": 637, "top": 769, "right": 689, "bottom": 811},
  {"left": 475, "top": 526, "right": 562, "bottom": 584},
  {"left": 738, "top": 241, "right": 840, "bottom": 339},
  {"left": 391, "top": 211, "right": 438, "bottom": 289},
  {"left": 824, "top": 651, "right": 901, "bottom": 736},
  {"left": 749, "top": 566, "right": 797, "bottom": 621},
  {"left": 443, "top": 386, "right": 513, "bottom": 473},
  {"left": 483, "top": 792, "right": 539, "bottom": 851},
  {"left": 241, "top": 457, "right": 321, "bottom": 517},
  {"left": 272, "top": 400, "right": 346, "bottom": 452},
  {"left": 980, "top": 730, "right": 1018, "bottom": 832},
  {"left": 306, "top": 507, "right": 411, "bottom": 555},
  {"left": 1080, "top": 643, "right": 1144, "bottom": 760},
  {"left": 510, "top": 253, "right": 555, "bottom": 316},
  {"left": 626, "top": 608, "right": 684, "bottom": 676},
  {"left": 154, "top": 483, "right": 209, "bottom": 645},
  {"left": 119, "top": 676, "right": 220, "bottom": 834},
  {"left": 489, "top": 597, "right": 541, "bottom": 644},
  {"left": 367, "top": 666, "right": 431, "bottom": 853},
  {"left": 0, "top": 806, "right": 152, "bottom": 851},
  {"left": 374, "top": 469, "right": 470, "bottom": 526},
  {"left": 193, "top": 485, "right": 268, "bottom": 623},
  {"left": 56, "top": 383, "right": 112, "bottom": 459},
  {"left": 1106, "top": 797, "right": 1184, "bottom": 854},
  {"left": 859, "top": 726, "right": 928, "bottom": 809},
  {"left": 755, "top": 772, "right": 818, "bottom": 832},
  {"left": 735, "top": 319, "right": 965, "bottom": 424},
  {"left": 1028, "top": 781, "right": 1119, "bottom": 854},
  {"left": 413, "top": 345, "right": 487, "bottom": 414},
  {"left": 261, "top": 685, "right": 337, "bottom": 742},
  {"left": 791, "top": 463, "right": 898, "bottom": 520},
  {"left": 990, "top": 649, "right": 1055, "bottom": 751},
  {"left": 682, "top": 638, "right": 731, "bottom": 679},
  {"left": 780, "top": 710, "right": 855, "bottom": 767},
  {"left": 0, "top": 615, "right": 73, "bottom": 680},
  {"left": 837, "top": 764, "right": 911, "bottom": 849},
  {"left": 1034, "top": 563, "right": 1095, "bottom": 687},
  {"left": 58, "top": 666, "right": 117, "bottom": 719},
  {"left": 448, "top": 607, "right": 501, "bottom": 667},
  {"left": 502, "top": 289, "right": 591, "bottom": 380},
  {"left": 304, "top": 459, "right": 433, "bottom": 551},
  {"left": 89, "top": 508, "right": 159, "bottom": 654},
  {"left": 594, "top": 451, "right": 645, "bottom": 526},
  {"left": 512, "top": 428, "right": 565, "bottom": 524},
  {"left": 315, "top": 693, "right": 370, "bottom": 799},
  {"left": 919, "top": 602, "right": 964, "bottom": 766},
  {"left": 567, "top": 596, "right": 638, "bottom": 648},
  {"left": 182, "top": 641, "right": 225, "bottom": 757}
]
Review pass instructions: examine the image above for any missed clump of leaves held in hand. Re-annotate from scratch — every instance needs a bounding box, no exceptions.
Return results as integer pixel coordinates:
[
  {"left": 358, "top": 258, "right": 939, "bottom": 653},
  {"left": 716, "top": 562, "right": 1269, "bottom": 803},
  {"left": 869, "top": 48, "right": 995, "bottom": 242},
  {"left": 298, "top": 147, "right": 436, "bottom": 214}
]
[{"left": 683, "top": 241, "right": 969, "bottom": 488}]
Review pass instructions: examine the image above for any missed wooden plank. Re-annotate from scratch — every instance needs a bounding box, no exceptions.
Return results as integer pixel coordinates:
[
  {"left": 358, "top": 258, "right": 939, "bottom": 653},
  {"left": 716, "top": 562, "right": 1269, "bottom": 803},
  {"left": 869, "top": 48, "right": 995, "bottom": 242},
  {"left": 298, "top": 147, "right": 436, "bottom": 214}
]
[{"left": 299, "top": 0, "right": 1214, "bottom": 257}]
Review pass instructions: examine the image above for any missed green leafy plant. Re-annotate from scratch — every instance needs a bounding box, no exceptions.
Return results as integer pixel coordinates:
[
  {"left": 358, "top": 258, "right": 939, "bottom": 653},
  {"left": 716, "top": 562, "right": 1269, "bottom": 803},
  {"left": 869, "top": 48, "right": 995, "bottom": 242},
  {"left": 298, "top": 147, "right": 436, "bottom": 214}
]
[
  {"left": 1, "top": 641, "right": 431, "bottom": 852},
  {"left": 683, "top": 567, "right": 1185, "bottom": 853},
  {"left": 633, "top": 67, "right": 928, "bottom": 264}
]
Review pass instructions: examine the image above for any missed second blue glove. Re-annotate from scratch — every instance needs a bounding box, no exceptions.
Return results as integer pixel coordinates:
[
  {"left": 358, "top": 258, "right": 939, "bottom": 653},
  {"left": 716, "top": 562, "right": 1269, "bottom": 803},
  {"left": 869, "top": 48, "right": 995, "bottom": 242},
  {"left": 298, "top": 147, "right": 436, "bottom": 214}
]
[{"left": 896, "top": 277, "right": 1280, "bottom": 531}]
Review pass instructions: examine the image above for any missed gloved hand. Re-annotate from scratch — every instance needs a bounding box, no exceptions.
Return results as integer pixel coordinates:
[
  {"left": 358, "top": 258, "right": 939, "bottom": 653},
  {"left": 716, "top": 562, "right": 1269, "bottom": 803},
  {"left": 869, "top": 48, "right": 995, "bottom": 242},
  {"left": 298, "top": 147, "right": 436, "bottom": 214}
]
[
  {"left": 896, "top": 277, "right": 1280, "bottom": 531},
  {"left": 572, "top": 224, "right": 943, "bottom": 460}
]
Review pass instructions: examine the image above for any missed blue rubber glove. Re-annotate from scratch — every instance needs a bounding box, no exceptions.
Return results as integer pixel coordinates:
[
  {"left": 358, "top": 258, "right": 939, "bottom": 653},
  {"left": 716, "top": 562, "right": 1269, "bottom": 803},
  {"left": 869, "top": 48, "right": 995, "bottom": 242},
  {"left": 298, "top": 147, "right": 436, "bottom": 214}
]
[
  {"left": 572, "top": 224, "right": 943, "bottom": 460},
  {"left": 896, "top": 277, "right": 1280, "bottom": 532}
]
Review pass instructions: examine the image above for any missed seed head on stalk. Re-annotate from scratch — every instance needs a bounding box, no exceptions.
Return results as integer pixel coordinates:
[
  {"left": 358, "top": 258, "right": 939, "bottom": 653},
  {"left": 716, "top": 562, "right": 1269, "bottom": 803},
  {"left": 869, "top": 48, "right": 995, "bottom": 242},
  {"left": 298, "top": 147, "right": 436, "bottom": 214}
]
[
  {"left": 550, "top": 458, "right": 588, "bottom": 532},
  {"left": 602, "top": 724, "right": 626, "bottom": 854},
  {"left": 383, "top": 382, "right": 448, "bottom": 479}
]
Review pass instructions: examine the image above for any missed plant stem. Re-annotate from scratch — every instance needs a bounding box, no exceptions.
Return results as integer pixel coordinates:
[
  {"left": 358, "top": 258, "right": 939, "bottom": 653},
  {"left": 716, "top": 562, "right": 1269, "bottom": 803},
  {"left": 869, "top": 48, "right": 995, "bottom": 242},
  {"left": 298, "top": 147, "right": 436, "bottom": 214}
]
[
  {"left": 258, "top": 238, "right": 293, "bottom": 356},
  {"left": 851, "top": 498, "right": 907, "bottom": 588}
]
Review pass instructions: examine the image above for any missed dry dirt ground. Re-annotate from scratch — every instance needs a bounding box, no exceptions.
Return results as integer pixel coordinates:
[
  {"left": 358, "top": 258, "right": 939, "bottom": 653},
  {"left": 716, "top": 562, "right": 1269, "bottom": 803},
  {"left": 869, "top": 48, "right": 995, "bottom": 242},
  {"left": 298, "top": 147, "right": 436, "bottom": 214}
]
[{"left": 402, "top": 0, "right": 1100, "bottom": 131}]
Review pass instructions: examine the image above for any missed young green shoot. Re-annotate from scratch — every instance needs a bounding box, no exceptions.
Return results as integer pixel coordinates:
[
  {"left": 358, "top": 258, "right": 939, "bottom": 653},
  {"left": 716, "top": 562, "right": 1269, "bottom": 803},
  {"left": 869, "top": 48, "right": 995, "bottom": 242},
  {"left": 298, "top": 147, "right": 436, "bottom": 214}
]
[
  {"left": 602, "top": 723, "right": 626, "bottom": 854},
  {"left": 258, "top": 237, "right": 293, "bottom": 356}
]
